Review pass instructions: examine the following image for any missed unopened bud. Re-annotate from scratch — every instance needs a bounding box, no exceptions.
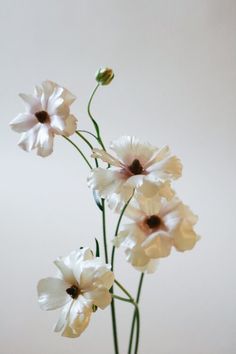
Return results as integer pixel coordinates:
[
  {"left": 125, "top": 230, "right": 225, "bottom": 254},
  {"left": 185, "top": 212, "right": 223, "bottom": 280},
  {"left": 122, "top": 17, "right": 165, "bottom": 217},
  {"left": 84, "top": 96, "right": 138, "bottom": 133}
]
[{"left": 95, "top": 68, "right": 114, "bottom": 85}]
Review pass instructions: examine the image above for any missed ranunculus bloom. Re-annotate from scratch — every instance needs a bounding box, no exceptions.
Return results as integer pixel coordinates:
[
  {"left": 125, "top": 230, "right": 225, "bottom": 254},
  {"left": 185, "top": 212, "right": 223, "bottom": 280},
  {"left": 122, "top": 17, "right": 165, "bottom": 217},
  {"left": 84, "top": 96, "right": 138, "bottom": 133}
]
[
  {"left": 88, "top": 136, "right": 182, "bottom": 209},
  {"left": 113, "top": 180, "right": 199, "bottom": 272},
  {"left": 10, "top": 80, "right": 77, "bottom": 157},
  {"left": 37, "top": 247, "right": 114, "bottom": 338}
]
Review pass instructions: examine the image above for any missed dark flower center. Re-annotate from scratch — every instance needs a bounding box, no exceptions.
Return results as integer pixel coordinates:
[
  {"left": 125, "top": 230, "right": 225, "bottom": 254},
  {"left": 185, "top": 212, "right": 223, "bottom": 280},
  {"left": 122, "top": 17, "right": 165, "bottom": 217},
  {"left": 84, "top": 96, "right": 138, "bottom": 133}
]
[
  {"left": 146, "top": 215, "right": 161, "bottom": 229},
  {"left": 35, "top": 110, "right": 50, "bottom": 124},
  {"left": 66, "top": 285, "right": 80, "bottom": 299},
  {"left": 128, "top": 159, "right": 143, "bottom": 175}
]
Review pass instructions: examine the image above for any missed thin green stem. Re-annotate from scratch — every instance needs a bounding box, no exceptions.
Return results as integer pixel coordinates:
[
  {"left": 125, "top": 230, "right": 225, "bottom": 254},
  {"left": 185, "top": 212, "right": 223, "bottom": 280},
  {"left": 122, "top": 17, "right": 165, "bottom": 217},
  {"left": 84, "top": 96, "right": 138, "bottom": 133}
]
[
  {"left": 63, "top": 136, "right": 92, "bottom": 169},
  {"left": 128, "top": 273, "right": 144, "bottom": 354},
  {"left": 101, "top": 199, "right": 108, "bottom": 264},
  {"left": 101, "top": 198, "right": 119, "bottom": 353},
  {"left": 114, "top": 279, "right": 133, "bottom": 301},
  {"left": 76, "top": 131, "right": 98, "bottom": 168},
  {"left": 77, "top": 129, "right": 98, "bottom": 140},
  {"left": 87, "top": 84, "right": 106, "bottom": 151},
  {"left": 111, "top": 191, "right": 134, "bottom": 271}
]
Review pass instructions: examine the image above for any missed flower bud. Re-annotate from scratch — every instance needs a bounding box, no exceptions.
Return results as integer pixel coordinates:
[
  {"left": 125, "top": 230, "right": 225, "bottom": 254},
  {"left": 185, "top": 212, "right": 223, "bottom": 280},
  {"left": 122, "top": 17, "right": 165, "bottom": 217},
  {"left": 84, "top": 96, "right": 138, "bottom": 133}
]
[{"left": 95, "top": 67, "right": 114, "bottom": 85}]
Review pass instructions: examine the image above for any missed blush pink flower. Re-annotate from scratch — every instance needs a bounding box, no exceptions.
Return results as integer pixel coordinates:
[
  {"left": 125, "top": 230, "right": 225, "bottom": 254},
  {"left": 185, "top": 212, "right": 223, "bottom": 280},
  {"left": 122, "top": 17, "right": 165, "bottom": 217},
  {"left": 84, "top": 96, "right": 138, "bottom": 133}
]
[
  {"left": 113, "top": 180, "right": 199, "bottom": 272},
  {"left": 10, "top": 80, "right": 77, "bottom": 157},
  {"left": 88, "top": 136, "right": 182, "bottom": 209}
]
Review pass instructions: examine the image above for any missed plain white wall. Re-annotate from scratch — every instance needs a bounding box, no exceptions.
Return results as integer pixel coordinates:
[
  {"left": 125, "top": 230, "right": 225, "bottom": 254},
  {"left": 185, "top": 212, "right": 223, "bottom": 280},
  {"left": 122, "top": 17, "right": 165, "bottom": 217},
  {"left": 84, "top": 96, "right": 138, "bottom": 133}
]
[{"left": 1, "top": 1, "right": 236, "bottom": 353}]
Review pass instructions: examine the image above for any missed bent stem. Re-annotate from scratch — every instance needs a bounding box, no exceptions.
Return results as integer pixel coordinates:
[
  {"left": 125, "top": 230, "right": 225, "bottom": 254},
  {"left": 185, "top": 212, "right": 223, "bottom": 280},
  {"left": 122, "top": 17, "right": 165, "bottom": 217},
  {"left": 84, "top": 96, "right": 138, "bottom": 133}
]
[
  {"left": 128, "top": 273, "right": 145, "bottom": 354},
  {"left": 76, "top": 131, "right": 99, "bottom": 167},
  {"left": 63, "top": 136, "right": 92, "bottom": 169},
  {"left": 87, "top": 83, "right": 107, "bottom": 151}
]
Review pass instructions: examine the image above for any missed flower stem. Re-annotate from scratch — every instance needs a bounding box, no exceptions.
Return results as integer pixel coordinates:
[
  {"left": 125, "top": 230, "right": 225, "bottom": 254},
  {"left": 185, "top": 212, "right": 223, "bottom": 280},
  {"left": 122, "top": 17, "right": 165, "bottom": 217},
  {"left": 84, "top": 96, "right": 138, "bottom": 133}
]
[
  {"left": 87, "top": 84, "right": 107, "bottom": 151},
  {"left": 101, "top": 199, "right": 108, "bottom": 264},
  {"left": 76, "top": 131, "right": 98, "bottom": 167},
  {"left": 101, "top": 199, "right": 119, "bottom": 354},
  {"left": 111, "top": 191, "right": 134, "bottom": 271},
  {"left": 63, "top": 136, "right": 92, "bottom": 169},
  {"left": 77, "top": 129, "right": 98, "bottom": 140},
  {"left": 128, "top": 273, "right": 144, "bottom": 354}
]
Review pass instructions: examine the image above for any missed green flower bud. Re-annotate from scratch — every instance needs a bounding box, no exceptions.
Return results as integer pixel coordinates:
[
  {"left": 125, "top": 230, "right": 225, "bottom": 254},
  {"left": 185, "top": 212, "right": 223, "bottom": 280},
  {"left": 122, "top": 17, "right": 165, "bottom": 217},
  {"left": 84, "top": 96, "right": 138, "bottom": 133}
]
[{"left": 95, "top": 67, "right": 114, "bottom": 85}]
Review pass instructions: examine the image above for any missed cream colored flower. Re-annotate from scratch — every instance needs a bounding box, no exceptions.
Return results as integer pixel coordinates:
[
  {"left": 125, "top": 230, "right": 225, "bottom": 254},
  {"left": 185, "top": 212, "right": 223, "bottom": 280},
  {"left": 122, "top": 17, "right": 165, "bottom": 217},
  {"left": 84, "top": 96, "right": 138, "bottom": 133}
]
[
  {"left": 37, "top": 247, "right": 114, "bottom": 338},
  {"left": 10, "top": 80, "right": 77, "bottom": 157},
  {"left": 113, "top": 180, "right": 199, "bottom": 271},
  {"left": 88, "top": 136, "right": 182, "bottom": 209}
]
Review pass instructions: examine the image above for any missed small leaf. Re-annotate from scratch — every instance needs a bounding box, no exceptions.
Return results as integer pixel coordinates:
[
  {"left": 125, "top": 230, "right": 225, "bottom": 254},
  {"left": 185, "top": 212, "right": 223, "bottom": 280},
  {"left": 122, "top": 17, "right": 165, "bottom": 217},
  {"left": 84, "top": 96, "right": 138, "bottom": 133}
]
[
  {"left": 93, "top": 190, "right": 103, "bottom": 211},
  {"left": 92, "top": 304, "right": 98, "bottom": 312},
  {"left": 95, "top": 238, "right": 100, "bottom": 257}
]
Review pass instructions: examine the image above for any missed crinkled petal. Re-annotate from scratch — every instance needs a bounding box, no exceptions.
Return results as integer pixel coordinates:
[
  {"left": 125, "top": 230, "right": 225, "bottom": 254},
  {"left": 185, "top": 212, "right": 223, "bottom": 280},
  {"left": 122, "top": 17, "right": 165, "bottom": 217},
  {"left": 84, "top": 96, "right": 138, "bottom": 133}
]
[
  {"left": 10, "top": 113, "right": 37, "bottom": 133},
  {"left": 18, "top": 124, "right": 40, "bottom": 152},
  {"left": 19, "top": 93, "right": 41, "bottom": 113},
  {"left": 75, "top": 259, "right": 113, "bottom": 291},
  {"left": 125, "top": 244, "right": 151, "bottom": 267},
  {"left": 148, "top": 156, "right": 182, "bottom": 180},
  {"left": 63, "top": 114, "right": 77, "bottom": 136},
  {"left": 37, "top": 277, "right": 71, "bottom": 311},
  {"left": 36, "top": 125, "right": 54, "bottom": 157},
  {"left": 54, "top": 301, "right": 72, "bottom": 332},
  {"left": 50, "top": 115, "right": 66, "bottom": 133},
  {"left": 88, "top": 168, "right": 125, "bottom": 199},
  {"left": 62, "top": 296, "right": 92, "bottom": 338},
  {"left": 92, "top": 149, "right": 122, "bottom": 167},
  {"left": 144, "top": 145, "right": 170, "bottom": 168},
  {"left": 172, "top": 220, "right": 199, "bottom": 252},
  {"left": 110, "top": 136, "right": 157, "bottom": 166},
  {"left": 142, "top": 232, "right": 172, "bottom": 258},
  {"left": 84, "top": 287, "right": 112, "bottom": 309},
  {"left": 135, "top": 258, "right": 158, "bottom": 274}
]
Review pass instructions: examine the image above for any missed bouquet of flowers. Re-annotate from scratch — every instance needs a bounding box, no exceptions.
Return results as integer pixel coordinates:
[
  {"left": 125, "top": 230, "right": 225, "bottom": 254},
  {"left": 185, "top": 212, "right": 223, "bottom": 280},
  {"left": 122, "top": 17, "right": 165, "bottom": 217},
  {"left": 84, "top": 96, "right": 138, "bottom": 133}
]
[{"left": 10, "top": 68, "right": 199, "bottom": 354}]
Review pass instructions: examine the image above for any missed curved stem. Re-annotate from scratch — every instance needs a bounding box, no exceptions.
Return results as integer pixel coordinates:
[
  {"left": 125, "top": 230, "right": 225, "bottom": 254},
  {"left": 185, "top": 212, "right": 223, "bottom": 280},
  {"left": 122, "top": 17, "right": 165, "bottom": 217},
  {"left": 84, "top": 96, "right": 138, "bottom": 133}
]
[
  {"left": 63, "top": 136, "right": 92, "bottom": 169},
  {"left": 87, "top": 84, "right": 107, "bottom": 151},
  {"left": 76, "top": 131, "right": 98, "bottom": 168},
  {"left": 77, "top": 129, "right": 98, "bottom": 140},
  {"left": 114, "top": 279, "right": 133, "bottom": 301},
  {"left": 128, "top": 273, "right": 144, "bottom": 354},
  {"left": 111, "top": 191, "right": 134, "bottom": 271}
]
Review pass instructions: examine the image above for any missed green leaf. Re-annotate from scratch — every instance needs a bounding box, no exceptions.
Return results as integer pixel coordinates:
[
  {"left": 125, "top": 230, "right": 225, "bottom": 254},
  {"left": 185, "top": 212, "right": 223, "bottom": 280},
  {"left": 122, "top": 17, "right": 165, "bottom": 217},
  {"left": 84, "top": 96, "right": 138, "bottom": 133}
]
[
  {"left": 93, "top": 190, "right": 103, "bottom": 211},
  {"left": 95, "top": 238, "right": 100, "bottom": 257}
]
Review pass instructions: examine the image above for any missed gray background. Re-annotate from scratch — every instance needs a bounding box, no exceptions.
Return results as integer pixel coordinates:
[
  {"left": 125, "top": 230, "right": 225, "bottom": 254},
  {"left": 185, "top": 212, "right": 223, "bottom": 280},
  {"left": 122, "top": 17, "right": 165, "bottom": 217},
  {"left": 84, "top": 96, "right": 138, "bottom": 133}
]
[{"left": 1, "top": 1, "right": 236, "bottom": 353}]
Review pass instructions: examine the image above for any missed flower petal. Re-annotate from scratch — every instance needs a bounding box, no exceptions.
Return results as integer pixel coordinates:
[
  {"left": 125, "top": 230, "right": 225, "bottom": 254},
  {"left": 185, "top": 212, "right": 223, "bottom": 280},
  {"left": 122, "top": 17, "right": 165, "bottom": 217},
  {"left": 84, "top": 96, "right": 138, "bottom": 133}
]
[
  {"left": 50, "top": 115, "right": 66, "bottom": 133},
  {"left": 76, "top": 259, "right": 113, "bottom": 291},
  {"left": 54, "top": 301, "right": 72, "bottom": 332},
  {"left": 18, "top": 124, "right": 40, "bottom": 152},
  {"left": 148, "top": 155, "right": 182, "bottom": 180},
  {"left": 19, "top": 93, "right": 41, "bottom": 113},
  {"left": 62, "top": 296, "right": 92, "bottom": 338},
  {"left": 10, "top": 113, "right": 37, "bottom": 133},
  {"left": 88, "top": 168, "right": 125, "bottom": 199},
  {"left": 36, "top": 126, "right": 54, "bottom": 157},
  {"left": 142, "top": 232, "right": 173, "bottom": 258},
  {"left": 63, "top": 114, "right": 77, "bottom": 136},
  {"left": 110, "top": 136, "right": 157, "bottom": 166},
  {"left": 172, "top": 220, "right": 199, "bottom": 252},
  {"left": 91, "top": 149, "right": 122, "bottom": 167},
  {"left": 84, "top": 287, "right": 112, "bottom": 309},
  {"left": 37, "top": 277, "right": 71, "bottom": 311}
]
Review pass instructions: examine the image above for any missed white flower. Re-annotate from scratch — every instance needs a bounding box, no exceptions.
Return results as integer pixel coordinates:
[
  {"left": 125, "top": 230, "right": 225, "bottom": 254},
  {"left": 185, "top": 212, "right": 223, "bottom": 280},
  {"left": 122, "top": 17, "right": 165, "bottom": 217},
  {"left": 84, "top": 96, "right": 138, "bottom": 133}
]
[
  {"left": 10, "top": 80, "right": 77, "bottom": 157},
  {"left": 37, "top": 247, "right": 114, "bottom": 338},
  {"left": 88, "top": 136, "right": 182, "bottom": 209},
  {"left": 113, "top": 180, "right": 199, "bottom": 272}
]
